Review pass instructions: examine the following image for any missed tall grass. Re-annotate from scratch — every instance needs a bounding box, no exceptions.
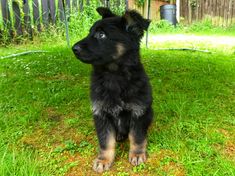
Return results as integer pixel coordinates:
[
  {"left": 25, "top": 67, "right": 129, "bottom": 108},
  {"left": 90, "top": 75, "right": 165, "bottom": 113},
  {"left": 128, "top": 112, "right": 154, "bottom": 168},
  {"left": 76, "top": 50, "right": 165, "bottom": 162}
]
[{"left": 0, "top": 146, "right": 44, "bottom": 176}]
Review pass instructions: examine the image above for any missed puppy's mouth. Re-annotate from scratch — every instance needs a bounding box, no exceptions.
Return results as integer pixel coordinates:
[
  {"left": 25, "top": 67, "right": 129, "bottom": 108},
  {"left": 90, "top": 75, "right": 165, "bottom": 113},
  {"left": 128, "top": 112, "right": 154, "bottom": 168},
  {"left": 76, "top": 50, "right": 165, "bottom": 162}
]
[{"left": 73, "top": 53, "right": 104, "bottom": 65}]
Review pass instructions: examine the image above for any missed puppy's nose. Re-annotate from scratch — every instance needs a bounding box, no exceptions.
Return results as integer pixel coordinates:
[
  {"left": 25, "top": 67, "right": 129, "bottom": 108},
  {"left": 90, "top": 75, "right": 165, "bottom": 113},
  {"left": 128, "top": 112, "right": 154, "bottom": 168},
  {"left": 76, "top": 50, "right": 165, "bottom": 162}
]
[{"left": 72, "top": 45, "right": 82, "bottom": 54}]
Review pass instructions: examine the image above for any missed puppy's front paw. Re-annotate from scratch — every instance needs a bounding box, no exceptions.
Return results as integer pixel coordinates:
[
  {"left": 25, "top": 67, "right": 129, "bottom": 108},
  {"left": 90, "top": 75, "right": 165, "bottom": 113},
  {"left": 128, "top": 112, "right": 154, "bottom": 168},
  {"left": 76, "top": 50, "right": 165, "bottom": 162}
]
[
  {"left": 129, "top": 152, "right": 147, "bottom": 166},
  {"left": 93, "top": 158, "right": 113, "bottom": 173}
]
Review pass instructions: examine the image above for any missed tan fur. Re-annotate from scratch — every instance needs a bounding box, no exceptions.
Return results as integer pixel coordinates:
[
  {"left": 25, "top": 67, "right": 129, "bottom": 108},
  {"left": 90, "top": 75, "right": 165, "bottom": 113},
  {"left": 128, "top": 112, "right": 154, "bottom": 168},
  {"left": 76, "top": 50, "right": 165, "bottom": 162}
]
[
  {"left": 93, "top": 131, "right": 116, "bottom": 173},
  {"left": 129, "top": 132, "right": 146, "bottom": 153},
  {"left": 113, "top": 43, "right": 125, "bottom": 59},
  {"left": 129, "top": 132, "right": 147, "bottom": 166},
  {"left": 100, "top": 132, "right": 116, "bottom": 161}
]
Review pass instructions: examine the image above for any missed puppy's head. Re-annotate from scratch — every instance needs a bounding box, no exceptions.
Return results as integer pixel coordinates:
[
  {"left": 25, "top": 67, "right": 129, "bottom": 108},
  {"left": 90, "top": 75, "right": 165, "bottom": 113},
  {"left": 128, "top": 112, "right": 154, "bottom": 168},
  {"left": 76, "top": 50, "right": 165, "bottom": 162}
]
[{"left": 72, "top": 7, "right": 150, "bottom": 65}]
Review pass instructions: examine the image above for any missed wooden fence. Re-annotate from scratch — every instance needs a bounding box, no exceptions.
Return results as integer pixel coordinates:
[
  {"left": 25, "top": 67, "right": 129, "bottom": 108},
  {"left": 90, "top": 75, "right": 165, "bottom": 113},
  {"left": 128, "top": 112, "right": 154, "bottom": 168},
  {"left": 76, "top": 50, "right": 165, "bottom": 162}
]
[
  {"left": 180, "top": 0, "right": 235, "bottom": 26},
  {"left": 128, "top": 0, "right": 235, "bottom": 26},
  {"left": 0, "top": 0, "right": 97, "bottom": 39},
  {"left": 1, "top": 0, "right": 235, "bottom": 40}
]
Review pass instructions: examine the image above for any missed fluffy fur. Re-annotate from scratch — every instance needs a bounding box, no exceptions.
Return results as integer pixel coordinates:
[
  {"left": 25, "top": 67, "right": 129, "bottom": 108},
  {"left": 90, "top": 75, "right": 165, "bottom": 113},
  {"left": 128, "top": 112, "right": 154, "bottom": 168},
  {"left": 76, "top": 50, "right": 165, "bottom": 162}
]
[{"left": 72, "top": 7, "right": 153, "bottom": 173}]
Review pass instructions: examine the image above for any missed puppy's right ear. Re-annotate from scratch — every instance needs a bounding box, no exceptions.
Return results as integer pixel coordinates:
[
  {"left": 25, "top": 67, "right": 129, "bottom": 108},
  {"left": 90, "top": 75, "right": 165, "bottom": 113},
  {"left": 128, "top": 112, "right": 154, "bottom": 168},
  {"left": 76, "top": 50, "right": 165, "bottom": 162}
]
[{"left": 96, "top": 7, "right": 116, "bottom": 19}]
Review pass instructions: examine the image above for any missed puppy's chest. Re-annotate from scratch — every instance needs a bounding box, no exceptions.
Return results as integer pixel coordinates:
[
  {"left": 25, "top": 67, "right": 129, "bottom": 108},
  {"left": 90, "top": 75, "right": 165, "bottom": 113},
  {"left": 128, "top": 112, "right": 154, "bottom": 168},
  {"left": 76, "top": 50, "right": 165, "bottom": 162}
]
[
  {"left": 92, "top": 71, "right": 132, "bottom": 97},
  {"left": 92, "top": 100, "right": 145, "bottom": 118},
  {"left": 91, "top": 73, "right": 145, "bottom": 118}
]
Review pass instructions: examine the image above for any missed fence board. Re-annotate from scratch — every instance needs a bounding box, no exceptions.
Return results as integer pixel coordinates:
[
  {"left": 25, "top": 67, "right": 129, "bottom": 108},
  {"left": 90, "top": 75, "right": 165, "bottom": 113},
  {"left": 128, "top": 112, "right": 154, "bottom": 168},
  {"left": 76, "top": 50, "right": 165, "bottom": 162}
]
[
  {"left": 188, "top": 0, "right": 192, "bottom": 23},
  {"left": 72, "top": 0, "right": 78, "bottom": 12},
  {"left": 33, "top": 0, "right": 41, "bottom": 31},
  {"left": 49, "top": 0, "right": 56, "bottom": 24},
  {"left": 66, "top": 0, "right": 71, "bottom": 14},
  {"left": 178, "top": 0, "right": 235, "bottom": 26},
  {"left": 42, "top": 0, "right": 49, "bottom": 27},
  {"left": 12, "top": 1, "right": 23, "bottom": 36},
  {"left": 1, "top": 0, "right": 13, "bottom": 37},
  {"left": 23, "top": 0, "right": 33, "bottom": 39},
  {"left": 228, "top": 0, "right": 232, "bottom": 25},
  {"left": 2, "top": 0, "right": 235, "bottom": 41},
  {"left": 224, "top": 0, "right": 228, "bottom": 26},
  {"left": 233, "top": 0, "right": 235, "bottom": 24},
  {"left": 220, "top": 0, "right": 224, "bottom": 25},
  {"left": 208, "top": 0, "right": 212, "bottom": 23},
  {"left": 79, "top": 0, "right": 84, "bottom": 11},
  {"left": 58, "top": 0, "right": 65, "bottom": 21}
]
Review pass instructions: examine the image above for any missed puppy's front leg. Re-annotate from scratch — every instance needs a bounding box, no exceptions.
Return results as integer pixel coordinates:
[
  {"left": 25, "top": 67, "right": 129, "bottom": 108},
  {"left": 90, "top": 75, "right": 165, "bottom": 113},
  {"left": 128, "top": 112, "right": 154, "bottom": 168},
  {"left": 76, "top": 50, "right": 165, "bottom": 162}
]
[
  {"left": 129, "top": 131, "right": 147, "bottom": 166},
  {"left": 93, "top": 115, "right": 116, "bottom": 173},
  {"left": 129, "top": 107, "right": 153, "bottom": 166}
]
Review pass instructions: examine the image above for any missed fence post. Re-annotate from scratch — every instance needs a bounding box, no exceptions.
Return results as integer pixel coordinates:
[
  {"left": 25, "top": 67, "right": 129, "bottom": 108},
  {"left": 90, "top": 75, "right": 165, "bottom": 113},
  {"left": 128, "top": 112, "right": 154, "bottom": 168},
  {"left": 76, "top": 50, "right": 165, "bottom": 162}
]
[
  {"left": 12, "top": 1, "right": 23, "bottom": 36},
  {"left": 33, "top": 0, "right": 41, "bottom": 31},
  {"left": 1, "top": 0, "right": 13, "bottom": 38}
]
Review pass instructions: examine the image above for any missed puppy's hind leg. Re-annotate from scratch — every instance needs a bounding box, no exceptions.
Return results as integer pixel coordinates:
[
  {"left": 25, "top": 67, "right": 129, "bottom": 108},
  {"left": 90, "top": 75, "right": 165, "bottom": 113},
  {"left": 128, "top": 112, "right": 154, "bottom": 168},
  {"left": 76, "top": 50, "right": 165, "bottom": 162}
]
[{"left": 93, "top": 115, "right": 116, "bottom": 173}]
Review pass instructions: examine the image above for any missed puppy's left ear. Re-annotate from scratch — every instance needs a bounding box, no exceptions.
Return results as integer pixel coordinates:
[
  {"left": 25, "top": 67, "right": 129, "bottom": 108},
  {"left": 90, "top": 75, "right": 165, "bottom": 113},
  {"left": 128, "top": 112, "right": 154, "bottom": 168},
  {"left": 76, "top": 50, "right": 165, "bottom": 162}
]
[
  {"left": 96, "top": 7, "right": 116, "bottom": 19},
  {"left": 123, "top": 10, "right": 151, "bottom": 37}
]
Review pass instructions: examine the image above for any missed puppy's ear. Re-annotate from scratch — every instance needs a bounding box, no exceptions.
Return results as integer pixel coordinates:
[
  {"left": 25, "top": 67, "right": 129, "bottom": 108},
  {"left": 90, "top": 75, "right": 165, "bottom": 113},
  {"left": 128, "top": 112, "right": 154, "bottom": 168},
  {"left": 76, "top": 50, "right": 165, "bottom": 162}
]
[
  {"left": 123, "top": 10, "right": 151, "bottom": 37},
  {"left": 96, "top": 7, "right": 116, "bottom": 19}
]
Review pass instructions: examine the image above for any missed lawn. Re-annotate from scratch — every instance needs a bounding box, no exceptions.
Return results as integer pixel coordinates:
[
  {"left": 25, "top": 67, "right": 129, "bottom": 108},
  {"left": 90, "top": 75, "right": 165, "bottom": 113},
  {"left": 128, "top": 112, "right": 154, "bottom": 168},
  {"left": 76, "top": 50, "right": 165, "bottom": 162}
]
[{"left": 0, "top": 36, "right": 235, "bottom": 175}]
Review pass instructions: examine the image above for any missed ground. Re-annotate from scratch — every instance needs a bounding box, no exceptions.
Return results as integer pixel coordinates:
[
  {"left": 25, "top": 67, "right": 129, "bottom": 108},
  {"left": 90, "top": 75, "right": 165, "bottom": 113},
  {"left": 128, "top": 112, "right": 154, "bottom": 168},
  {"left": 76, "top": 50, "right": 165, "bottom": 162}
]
[{"left": 0, "top": 34, "right": 235, "bottom": 175}]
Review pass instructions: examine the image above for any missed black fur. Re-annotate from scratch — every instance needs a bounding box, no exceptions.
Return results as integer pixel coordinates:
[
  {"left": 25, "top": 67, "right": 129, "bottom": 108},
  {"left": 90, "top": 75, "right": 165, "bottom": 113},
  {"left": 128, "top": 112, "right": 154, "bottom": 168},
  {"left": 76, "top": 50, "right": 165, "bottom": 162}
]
[{"left": 72, "top": 7, "right": 153, "bottom": 172}]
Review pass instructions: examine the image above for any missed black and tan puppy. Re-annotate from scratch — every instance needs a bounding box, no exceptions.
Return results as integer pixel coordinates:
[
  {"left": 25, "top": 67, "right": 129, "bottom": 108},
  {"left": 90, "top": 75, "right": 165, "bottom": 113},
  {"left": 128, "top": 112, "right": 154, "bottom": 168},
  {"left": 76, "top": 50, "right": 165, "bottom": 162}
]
[{"left": 72, "top": 7, "right": 153, "bottom": 173}]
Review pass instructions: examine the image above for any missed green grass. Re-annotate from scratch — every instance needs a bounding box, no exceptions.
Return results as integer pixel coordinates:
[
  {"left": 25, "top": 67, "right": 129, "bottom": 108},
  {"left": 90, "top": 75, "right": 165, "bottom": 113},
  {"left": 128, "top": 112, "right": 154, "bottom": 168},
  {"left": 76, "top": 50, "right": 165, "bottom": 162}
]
[
  {"left": 149, "top": 19, "right": 235, "bottom": 36},
  {"left": 0, "top": 39, "right": 235, "bottom": 175}
]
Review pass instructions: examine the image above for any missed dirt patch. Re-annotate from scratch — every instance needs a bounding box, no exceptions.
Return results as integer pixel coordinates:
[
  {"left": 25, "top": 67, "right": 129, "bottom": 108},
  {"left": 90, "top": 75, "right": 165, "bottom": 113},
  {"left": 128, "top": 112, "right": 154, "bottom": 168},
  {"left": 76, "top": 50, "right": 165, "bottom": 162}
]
[
  {"left": 218, "top": 129, "right": 232, "bottom": 138},
  {"left": 20, "top": 129, "right": 46, "bottom": 150},
  {"left": 215, "top": 129, "right": 235, "bottom": 163},
  {"left": 162, "top": 161, "right": 185, "bottom": 176},
  {"left": 44, "top": 107, "right": 63, "bottom": 122},
  {"left": 223, "top": 141, "right": 235, "bottom": 161},
  {"left": 65, "top": 148, "right": 186, "bottom": 176}
]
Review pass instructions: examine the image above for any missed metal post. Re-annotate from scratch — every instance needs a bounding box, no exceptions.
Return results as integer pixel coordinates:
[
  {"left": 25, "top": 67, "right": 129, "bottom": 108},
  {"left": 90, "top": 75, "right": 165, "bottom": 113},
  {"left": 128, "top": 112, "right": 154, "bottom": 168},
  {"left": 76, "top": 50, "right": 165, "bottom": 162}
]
[
  {"left": 125, "top": 0, "right": 128, "bottom": 10},
  {"left": 106, "top": 0, "right": 109, "bottom": 8},
  {"left": 176, "top": 0, "right": 180, "bottom": 23},
  {"left": 146, "top": 0, "right": 150, "bottom": 48}
]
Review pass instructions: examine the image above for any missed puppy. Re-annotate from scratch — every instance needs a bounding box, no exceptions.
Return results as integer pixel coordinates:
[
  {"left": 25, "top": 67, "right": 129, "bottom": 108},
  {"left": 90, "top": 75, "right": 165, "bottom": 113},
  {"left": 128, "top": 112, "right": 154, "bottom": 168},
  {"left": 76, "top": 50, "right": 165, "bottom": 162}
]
[{"left": 72, "top": 7, "right": 153, "bottom": 173}]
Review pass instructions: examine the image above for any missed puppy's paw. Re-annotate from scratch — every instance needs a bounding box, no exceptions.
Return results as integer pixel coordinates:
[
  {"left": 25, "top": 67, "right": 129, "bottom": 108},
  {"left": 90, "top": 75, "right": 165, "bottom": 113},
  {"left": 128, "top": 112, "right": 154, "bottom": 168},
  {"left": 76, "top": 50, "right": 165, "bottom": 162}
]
[
  {"left": 93, "top": 158, "right": 113, "bottom": 173},
  {"left": 129, "top": 152, "right": 147, "bottom": 166}
]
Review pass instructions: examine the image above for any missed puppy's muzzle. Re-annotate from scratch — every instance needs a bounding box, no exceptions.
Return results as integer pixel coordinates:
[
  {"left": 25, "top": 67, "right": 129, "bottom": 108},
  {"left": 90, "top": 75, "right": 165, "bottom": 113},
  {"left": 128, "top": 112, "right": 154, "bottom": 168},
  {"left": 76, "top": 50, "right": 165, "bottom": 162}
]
[{"left": 72, "top": 44, "right": 82, "bottom": 55}]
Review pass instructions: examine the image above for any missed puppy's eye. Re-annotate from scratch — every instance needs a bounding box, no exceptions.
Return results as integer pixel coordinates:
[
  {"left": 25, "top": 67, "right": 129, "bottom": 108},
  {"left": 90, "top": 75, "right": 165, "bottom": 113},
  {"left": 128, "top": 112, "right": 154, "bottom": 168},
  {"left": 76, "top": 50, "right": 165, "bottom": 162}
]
[{"left": 94, "top": 31, "right": 106, "bottom": 39}]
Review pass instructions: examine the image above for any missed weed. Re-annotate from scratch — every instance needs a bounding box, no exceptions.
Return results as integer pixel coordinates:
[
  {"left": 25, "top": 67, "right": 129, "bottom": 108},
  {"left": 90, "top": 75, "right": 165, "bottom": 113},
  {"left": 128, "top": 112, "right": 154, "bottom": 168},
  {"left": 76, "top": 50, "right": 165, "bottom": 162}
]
[{"left": 133, "top": 163, "right": 145, "bottom": 173}]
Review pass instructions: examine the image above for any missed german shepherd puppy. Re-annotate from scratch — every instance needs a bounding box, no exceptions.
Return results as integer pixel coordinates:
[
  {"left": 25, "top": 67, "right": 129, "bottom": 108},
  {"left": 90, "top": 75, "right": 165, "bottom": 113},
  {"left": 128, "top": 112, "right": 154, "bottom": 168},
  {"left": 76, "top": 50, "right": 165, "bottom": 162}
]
[{"left": 72, "top": 7, "right": 153, "bottom": 173}]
